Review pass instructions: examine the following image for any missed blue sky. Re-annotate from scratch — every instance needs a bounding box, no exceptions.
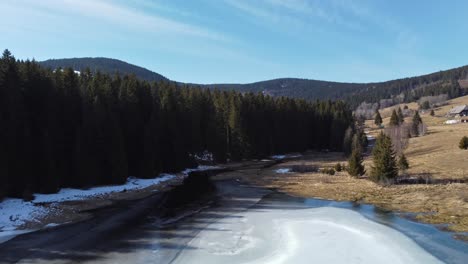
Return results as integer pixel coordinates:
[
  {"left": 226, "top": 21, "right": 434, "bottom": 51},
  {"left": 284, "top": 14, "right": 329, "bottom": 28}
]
[{"left": 1, "top": 0, "right": 467, "bottom": 84}]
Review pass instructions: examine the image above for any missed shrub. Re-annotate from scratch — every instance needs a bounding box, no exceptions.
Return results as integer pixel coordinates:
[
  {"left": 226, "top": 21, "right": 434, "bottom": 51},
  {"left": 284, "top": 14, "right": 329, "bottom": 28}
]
[
  {"left": 398, "top": 154, "right": 409, "bottom": 172},
  {"left": 459, "top": 136, "right": 468, "bottom": 150},
  {"left": 334, "top": 163, "right": 342, "bottom": 172}
]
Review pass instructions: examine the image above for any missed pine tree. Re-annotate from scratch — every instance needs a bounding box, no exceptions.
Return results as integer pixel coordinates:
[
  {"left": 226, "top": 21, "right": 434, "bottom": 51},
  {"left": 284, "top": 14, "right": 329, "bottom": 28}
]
[
  {"left": 374, "top": 110, "right": 383, "bottom": 127},
  {"left": 411, "top": 111, "right": 423, "bottom": 136},
  {"left": 397, "top": 154, "right": 409, "bottom": 172},
  {"left": 397, "top": 107, "right": 404, "bottom": 124},
  {"left": 348, "top": 148, "right": 365, "bottom": 177},
  {"left": 459, "top": 136, "right": 468, "bottom": 150},
  {"left": 389, "top": 109, "right": 400, "bottom": 126},
  {"left": 371, "top": 132, "right": 398, "bottom": 183}
]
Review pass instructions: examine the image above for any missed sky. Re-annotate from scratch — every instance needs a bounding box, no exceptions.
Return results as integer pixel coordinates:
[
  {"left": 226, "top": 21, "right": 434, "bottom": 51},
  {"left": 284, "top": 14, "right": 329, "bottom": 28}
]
[{"left": 1, "top": 0, "right": 467, "bottom": 84}]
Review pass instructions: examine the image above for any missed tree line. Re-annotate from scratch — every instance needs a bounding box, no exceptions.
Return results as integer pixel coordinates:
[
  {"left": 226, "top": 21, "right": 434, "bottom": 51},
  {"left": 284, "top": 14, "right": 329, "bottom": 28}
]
[{"left": 0, "top": 50, "right": 353, "bottom": 200}]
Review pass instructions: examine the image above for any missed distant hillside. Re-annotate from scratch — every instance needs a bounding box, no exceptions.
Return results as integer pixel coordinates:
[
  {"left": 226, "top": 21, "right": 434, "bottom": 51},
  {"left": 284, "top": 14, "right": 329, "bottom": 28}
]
[
  {"left": 39, "top": 58, "right": 168, "bottom": 82},
  {"left": 205, "top": 78, "right": 364, "bottom": 101},
  {"left": 40, "top": 57, "right": 468, "bottom": 107},
  {"left": 210, "top": 66, "right": 468, "bottom": 107}
]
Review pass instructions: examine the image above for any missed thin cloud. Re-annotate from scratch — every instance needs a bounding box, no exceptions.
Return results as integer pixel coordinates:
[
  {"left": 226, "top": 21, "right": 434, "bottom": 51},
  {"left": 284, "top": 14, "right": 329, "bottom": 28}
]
[
  {"left": 225, "top": 0, "right": 364, "bottom": 31},
  {"left": 11, "top": 0, "right": 230, "bottom": 42}
]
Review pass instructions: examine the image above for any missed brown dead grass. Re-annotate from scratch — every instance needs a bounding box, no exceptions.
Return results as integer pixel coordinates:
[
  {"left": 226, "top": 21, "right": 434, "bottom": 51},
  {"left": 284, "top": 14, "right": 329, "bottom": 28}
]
[{"left": 365, "top": 95, "right": 468, "bottom": 180}]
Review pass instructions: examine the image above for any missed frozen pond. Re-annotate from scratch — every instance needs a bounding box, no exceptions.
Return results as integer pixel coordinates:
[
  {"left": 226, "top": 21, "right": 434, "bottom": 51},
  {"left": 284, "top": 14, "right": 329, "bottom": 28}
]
[
  {"left": 115, "top": 181, "right": 467, "bottom": 264},
  {"left": 173, "top": 207, "right": 442, "bottom": 264},
  {"left": 1, "top": 180, "right": 467, "bottom": 264},
  {"left": 169, "top": 191, "right": 467, "bottom": 264}
]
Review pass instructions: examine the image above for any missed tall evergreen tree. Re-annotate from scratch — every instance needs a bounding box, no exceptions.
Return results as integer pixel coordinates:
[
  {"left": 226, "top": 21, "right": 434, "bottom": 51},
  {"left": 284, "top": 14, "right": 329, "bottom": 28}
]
[
  {"left": 348, "top": 148, "right": 365, "bottom": 177},
  {"left": 411, "top": 111, "right": 423, "bottom": 136},
  {"left": 374, "top": 110, "right": 383, "bottom": 127},
  {"left": 371, "top": 132, "right": 398, "bottom": 183},
  {"left": 397, "top": 107, "right": 404, "bottom": 124},
  {"left": 389, "top": 109, "right": 400, "bottom": 126}
]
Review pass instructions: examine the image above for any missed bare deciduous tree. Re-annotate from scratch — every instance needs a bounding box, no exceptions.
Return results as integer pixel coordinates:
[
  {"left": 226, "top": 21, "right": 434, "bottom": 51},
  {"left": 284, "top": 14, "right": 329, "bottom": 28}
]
[{"left": 385, "top": 124, "right": 410, "bottom": 156}]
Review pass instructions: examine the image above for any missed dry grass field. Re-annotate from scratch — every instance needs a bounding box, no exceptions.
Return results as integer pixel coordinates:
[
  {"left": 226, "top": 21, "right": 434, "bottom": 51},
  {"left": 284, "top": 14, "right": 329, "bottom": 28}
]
[{"left": 366, "top": 95, "right": 468, "bottom": 179}]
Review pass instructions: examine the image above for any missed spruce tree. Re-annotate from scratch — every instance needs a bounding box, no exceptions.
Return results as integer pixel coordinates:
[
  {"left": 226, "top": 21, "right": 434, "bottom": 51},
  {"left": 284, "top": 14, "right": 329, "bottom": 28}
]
[
  {"left": 348, "top": 148, "right": 365, "bottom": 177},
  {"left": 389, "top": 109, "right": 400, "bottom": 126},
  {"left": 374, "top": 110, "right": 383, "bottom": 127},
  {"left": 397, "top": 107, "right": 404, "bottom": 124},
  {"left": 371, "top": 132, "right": 398, "bottom": 183},
  {"left": 411, "top": 111, "right": 423, "bottom": 136}
]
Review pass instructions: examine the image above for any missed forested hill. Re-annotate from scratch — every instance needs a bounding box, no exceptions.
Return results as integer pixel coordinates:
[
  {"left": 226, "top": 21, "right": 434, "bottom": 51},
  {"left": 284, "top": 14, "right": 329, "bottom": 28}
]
[
  {"left": 204, "top": 78, "right": 365, "bottom": 101},
  {"left": 1, "top": 50, "right": 353, "bottom": 200},
  {"left": 207, "top": 66, "right": 468, "bottom": 107},
  {"left": 40, "top": 57, "right": 468, "bottom": 107},
  {"left": 40, "top": 58, "right": 168, "bottom": 82}
]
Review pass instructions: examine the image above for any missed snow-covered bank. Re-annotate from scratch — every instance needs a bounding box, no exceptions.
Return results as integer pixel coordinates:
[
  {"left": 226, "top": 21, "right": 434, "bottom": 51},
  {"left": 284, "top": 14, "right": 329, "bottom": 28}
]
[
  {"left": 0, "top": 165, "right": 220, "bottom": 243},
  {"left": 33, "top": 174, "right": 176, "bottom": 204},
  {"left": 172, "top": 207, "right": 443, "bottom": 264}
]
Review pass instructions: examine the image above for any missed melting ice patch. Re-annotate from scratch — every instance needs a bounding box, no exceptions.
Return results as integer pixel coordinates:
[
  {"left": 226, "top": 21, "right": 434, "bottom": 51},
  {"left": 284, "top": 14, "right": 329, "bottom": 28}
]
[
  {"left": 275, "top": 168, "right": 291, "bottom": 174},
  {"left": 172, "top": 207, "right": 443, "bottom": 264}
]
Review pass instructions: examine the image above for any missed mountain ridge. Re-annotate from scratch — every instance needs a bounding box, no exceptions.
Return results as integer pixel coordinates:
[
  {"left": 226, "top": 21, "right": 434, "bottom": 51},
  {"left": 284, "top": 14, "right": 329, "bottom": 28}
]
[{"left": 39, "top": 57, "right": 468, "bottom": 107}]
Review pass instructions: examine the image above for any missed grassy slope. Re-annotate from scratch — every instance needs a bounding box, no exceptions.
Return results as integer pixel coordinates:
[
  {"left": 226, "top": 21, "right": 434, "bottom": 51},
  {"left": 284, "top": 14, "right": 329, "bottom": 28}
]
[{"left": 366, "top": 95, "right": 468, "bottom": 179}]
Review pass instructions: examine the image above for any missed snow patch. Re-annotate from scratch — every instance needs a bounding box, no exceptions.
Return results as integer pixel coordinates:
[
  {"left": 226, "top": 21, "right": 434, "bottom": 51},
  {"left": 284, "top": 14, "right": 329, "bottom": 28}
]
[
  {"left": 445, "top": 119, "right": 460, "bottom": 125},
  {"left": 275, "top": 168, "right": 291, "bottom": 174},
  {"left": 181, "top": 165, "right": 222, "bottom": 176},
  {"left": 192, "top": 151, "right": 214, "bottom": 162},
  {"left": 0, "top": 199, "right": 48, "bottom": 230}
]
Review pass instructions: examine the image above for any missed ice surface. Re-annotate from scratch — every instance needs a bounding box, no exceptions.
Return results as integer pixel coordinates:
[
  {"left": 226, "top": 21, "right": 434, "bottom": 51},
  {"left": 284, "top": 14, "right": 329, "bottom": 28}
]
[
  {"left": 172, "top": 207, "right": 443, "bottom": 264},
  {"left": 275, "top": 168, "right": 291, "bottom": 174},
  {"left": 271, "top": 154, "right": 301, "bottom": 160},
  {"left": 271, "top": 155, "right": 286, "bottom": 159}
]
